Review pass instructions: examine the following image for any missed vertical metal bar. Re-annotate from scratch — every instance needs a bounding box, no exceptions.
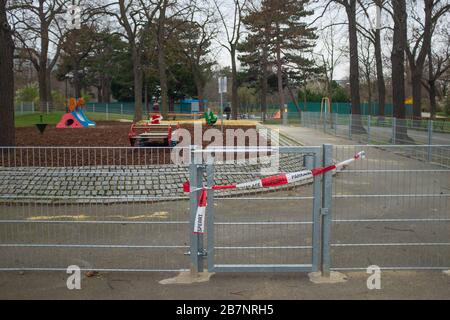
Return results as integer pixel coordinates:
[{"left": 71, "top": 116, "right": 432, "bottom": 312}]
[
  {"left": 304, "top": 155, "right": 314, "bottom": 170},
  {"left": 189, "top": 146, "right": 203, "bottom": 274},
  {"left": 311, "top": 150, "right": 323, "bottom": 273},
  {"left": 121, "top": 104, "right": 124, "bottom": 115},
  {"left": 106, "top": 104, "right": 109, "bottom": 120},
  {"left": 196, "top": 164, "right": 204, "bottom": 273},
  {"left": 428, "top": 120, "right": 433, "bottom": 162},
  {"left": 321, "top": 144, "right": 333, "bottom": 276},
  {"left": 206, "top": 161, "right": 215, "bottom": 272},
  {"left": 368, "top": 115, "right": 371, "bottom": 144}
]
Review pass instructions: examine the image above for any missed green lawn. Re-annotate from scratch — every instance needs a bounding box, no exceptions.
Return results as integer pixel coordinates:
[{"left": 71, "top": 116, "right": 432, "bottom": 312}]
[{"left": 15, "top": 112, "right": 133, "bottom": 128}]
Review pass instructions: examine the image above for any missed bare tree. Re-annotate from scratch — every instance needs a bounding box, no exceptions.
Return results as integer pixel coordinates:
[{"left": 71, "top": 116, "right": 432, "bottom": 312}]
[
  {"left": 155, "top": 0, "right": 190, "bottom": 116},
  {"left": 391, "top": 0, "right": 410, "bottom": 141},
  {"left": 358, "top": 0, "right": 387, "bottom": 118},
  {"left": 213, "top": 0, "right": 246, "bottom": 120},
  {"left": 8, "top": 0, "right": 71, "bottom": 112},
  {"left": 179, "top": 1, "right": 217, "bottom": 111},
  {"left": 156, "top": 0, "right": 169, "bottom": 116},
  {"left": 406, "top": 0, "right": 450, "bottom": 120},
  {"left": 423, "top": 25, "right": 450, "bottom": 119},
  {"left": 314, "top": 8, "right": 346, "bottom": 113},
  {"left": 0, "top": 0, "right": 15, "bottom": 146},
  {"left": 358, "top": 33, "right": 375, "bottom": 114},
  {"left": 331, "top": 0, "right": 366, "bottom": 133},
  {"left": 108, "top": 0, "right": 162, "bottom": 121}
]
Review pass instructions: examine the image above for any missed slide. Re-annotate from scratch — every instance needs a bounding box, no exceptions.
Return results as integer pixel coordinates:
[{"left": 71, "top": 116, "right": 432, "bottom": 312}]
[{"left": 73, "top": 109, "right": 96, "bottom": 127}]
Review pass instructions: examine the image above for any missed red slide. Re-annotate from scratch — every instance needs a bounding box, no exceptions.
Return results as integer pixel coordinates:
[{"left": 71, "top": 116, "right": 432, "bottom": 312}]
[{"left": 56, "top": 113, "right": 84, "bottom": 128}]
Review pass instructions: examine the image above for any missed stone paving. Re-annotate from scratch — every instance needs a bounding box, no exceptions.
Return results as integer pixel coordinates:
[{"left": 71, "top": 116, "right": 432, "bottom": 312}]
[
  {"left": 0, "top": 153, "right": 311, "bottom": 204},
  {"left": 0, "top": 127, "right": 316, "bottom": 203}
]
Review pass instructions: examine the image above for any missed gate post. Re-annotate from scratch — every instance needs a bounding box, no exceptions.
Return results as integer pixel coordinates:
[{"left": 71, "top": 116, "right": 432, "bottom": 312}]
[
  {"left": 206, "top": 159, "right": 215, "bottom": 272},
  {"left": 311, "top": 150, "right": 323, "bottom": 273},
  {"left": 189, "top": 145, "right": 205, "bottom": 274},
  {"left": 321, "top": 144, "right": 333, "bottom": 276}
]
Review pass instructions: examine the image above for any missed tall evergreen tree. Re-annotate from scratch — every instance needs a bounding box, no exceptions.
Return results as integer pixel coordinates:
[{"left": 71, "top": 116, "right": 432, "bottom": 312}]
[{"left": 241, "top": 0, "right": 316, "bottom": 118}]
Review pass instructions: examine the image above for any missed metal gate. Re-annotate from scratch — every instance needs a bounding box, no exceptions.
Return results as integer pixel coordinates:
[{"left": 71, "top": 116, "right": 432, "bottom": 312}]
[{"left": 188, "top": 145, "right": 333, "bottom": 274}]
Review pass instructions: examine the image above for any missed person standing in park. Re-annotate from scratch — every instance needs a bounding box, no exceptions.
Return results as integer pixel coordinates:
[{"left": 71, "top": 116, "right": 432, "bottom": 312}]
[{"left": 224, "top": 105, "right": 231, "bottom": 120}]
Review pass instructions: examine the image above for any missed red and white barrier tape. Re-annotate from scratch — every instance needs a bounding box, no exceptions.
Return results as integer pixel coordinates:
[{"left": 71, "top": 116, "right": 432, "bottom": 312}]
[{"left": 187, "top": 151, "right": 365, "bottom": 234}]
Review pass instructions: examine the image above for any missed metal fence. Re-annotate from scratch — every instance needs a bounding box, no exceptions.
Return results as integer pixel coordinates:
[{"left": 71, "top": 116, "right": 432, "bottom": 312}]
[
  {"left": 0, "top": 144, "right": 449, "bottom": 273},
  {"left": 0, "top": 147, "right": 191, "bottom": 272},
  {"left": 189, "top": 146, "right": 330, "bottom": 273},
  {"left": 330, "top": 145, "right": 450, "bottom": 271},
  {"left": 300, "top": 112, "right": 450, "bottom": 167}
]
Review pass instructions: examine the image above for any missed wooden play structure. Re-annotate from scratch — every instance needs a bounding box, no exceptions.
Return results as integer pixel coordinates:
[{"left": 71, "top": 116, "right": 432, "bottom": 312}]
[{"left": 128, "top": 114, "right": 179, "bottom": 147}]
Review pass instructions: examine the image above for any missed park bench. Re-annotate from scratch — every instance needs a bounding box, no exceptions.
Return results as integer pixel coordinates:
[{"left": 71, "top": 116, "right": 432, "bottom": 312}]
[{"left": 128, "top": 123, "right": 175, "bottom": 147}]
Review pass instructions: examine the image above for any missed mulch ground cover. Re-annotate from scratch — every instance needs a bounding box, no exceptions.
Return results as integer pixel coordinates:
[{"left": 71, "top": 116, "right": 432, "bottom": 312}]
[{"left": 3, "top": 122, "right": 269, "bottom": 167}]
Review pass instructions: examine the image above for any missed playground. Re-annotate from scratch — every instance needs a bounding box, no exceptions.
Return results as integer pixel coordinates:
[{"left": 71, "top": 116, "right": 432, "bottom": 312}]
[{"left": 15, "top": 120, "right": 261, "bottom": 147}]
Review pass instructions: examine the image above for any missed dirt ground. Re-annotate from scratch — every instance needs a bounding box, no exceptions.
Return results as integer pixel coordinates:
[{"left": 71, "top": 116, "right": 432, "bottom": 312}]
[{"left": 16, "top": 122, "right": 259, "bottom": 147}]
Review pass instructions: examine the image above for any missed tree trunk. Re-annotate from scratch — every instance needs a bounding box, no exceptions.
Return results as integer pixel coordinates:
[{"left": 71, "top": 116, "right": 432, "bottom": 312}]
[
  {"left": 276, "top": 38, "right": 286, "bottom": 118},
  {"left": 374, "top": 28, "right": 386, "bottom": 118},
  {"left": 144, "top": 83, "right": 149, "bottom": 115},
  {"left": 46, "top": 68, "right": 53, "bottom": 111},
  {"left": 73, "top": 69, "right": 82, "bottom": 99},
  {"left": 411, "top": 69, "right": 423, "bottom": 120},
  {"left": 38, "top": 68, "right": 47, "bottom": 113},
  {"left": 260, "top": 73, "right": 268, "bottom": 122},
  {"left": 158, "top": 46, "right": 169, "bottom": 117},
  {"left": 429, "top": 79, "right": 437, "bottom": 120},
  {"left": 97, "top": 86, "right": 103, "bottom": 102},
  {"left": 38, "top": 20, "right": 50, "bottom": 113},
  {"left": 132, "top": 47, "right": 143, "bottom": 121},
  {"left": 101, "top": 76, "right": 111, "bottom": 103},
  {"left": 391, "top": 0, "right": 409, "bottom": 142},
  {"left": 428, "top": 43, "right": 436, "bottom": 120},
  {"left": 196, "top": 83, "right": 205, "bottom": 112},
  {"left": 193, "top": 71, "right": 205, "bottom": 112},
  {"left": 287, "top": 86, "right": 301, "bottom": 114},
  {"left": 346, "top": 0, "right": 365, "bottom": 133},
  {"left": 231, "top": 46, "right": 239, "bottom": 120},
  {"left": 158, "top": 1, "right": 169, "bottom": 118},
  {"left": 366, "top": 75, "right": 372, "bottom": 115},
  {"left": 260, "top": 37, "right": 269, "bottom": 122},
  {"left": 0, "top": 0, "right": 15, "bottom": 146}
]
